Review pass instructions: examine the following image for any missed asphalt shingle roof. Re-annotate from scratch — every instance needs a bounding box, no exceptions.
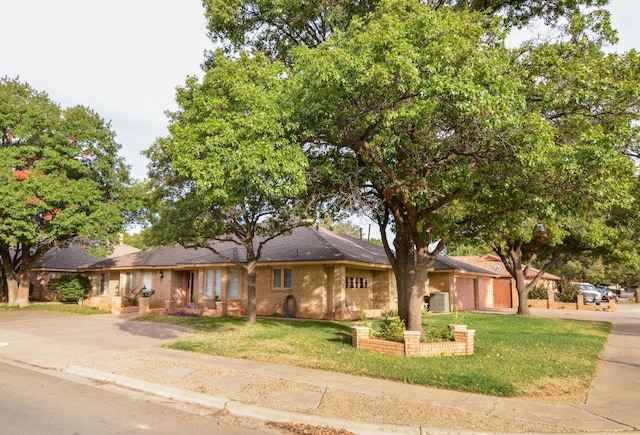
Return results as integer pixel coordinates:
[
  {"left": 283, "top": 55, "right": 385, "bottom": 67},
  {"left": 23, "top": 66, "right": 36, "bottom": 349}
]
[
  {"left": 453, "top": 254, "right": 561, "bottom": 280},
  {"left": 34, "top": 243, "right": 140, "bottom": 271},
  {"left": 85, "top": 226, "right": 391, "bottom": 270},
  {"left": 431, "top": 255, "right": 500, "bottom": 276}
]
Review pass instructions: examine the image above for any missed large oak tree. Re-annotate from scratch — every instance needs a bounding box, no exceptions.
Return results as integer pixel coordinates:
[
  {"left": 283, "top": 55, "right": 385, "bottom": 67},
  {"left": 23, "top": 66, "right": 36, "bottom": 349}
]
[
  {"left": 289, "top": 1, "right": 547, "bottom": 330},
  {"left": 0, "top": 78, "right": 131, "bottom": 306}
]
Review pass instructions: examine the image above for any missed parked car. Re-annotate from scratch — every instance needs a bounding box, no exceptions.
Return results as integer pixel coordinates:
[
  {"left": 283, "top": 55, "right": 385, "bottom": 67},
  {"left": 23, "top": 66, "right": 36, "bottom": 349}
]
[
  {"left": 602, "top": 289, "right": 618, "bottom": 303},
  {"left": 575, "top": 283, "right": 603, "bottom": 305},
  {"left": 595, "top": 285, "right": 618, "bottom": 303}
]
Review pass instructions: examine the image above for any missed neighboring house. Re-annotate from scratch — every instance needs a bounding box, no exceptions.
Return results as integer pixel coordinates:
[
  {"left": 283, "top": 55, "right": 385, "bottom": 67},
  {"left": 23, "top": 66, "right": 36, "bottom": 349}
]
[
  {"left": 452, "top": 254, "right": 561, "bottom": 308},
  {"left": 81, "top": 226, "right": 396, "bottom": 320},
  {"left": 31, "top": 242, "right": 140, "bottom": 301},
  {"left": 427, "top": 256, "right": 500, "bottom": 311}
]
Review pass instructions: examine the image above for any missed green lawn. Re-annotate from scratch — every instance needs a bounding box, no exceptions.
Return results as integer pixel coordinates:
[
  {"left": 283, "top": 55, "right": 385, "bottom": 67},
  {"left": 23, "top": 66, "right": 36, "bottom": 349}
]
[
  {"left": 0, "top": 302, "right": 109, "bottom": 315},
  {"left": 136, "top": 312, "right": 609, "bottom": 399}
]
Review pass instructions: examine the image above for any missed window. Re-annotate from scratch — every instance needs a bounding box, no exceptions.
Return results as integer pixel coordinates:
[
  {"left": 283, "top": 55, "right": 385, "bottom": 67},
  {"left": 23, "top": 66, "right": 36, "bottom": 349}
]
[
  {"left": 123, "top": 272, "right": 137, "bottom": 294},
  {"left": 345, "top": 275, "right": 368, "bottom": 289},
  {"left": 97, "top": 273, "right": 109, "bottom": 296},
  {"left": 143, "top": 272, "right": 152, "bottom": 291},
  {"left": 205, "top": 270, "right": 222, "bottom": 299},
  {"left": 229, "top": 269, "right": 240, "bottom": 299},
  {"left": 273, "top": 268, "right": 292, "bottom": 289}
]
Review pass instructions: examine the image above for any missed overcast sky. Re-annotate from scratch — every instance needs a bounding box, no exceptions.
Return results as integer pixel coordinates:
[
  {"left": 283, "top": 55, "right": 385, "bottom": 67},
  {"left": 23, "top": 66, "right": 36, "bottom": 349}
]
[{"left": 1, "top": 0, "right": 639, "bottom": 182}]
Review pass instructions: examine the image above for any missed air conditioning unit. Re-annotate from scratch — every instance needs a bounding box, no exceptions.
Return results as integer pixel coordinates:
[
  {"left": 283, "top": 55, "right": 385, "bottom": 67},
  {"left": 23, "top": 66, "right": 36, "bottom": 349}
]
[{"left": 429, "top": 292, "right": 450, "bottom": 313}]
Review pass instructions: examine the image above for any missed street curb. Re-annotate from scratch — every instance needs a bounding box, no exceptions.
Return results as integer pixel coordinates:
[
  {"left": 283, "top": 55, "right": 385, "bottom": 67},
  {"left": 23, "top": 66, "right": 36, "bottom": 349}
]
[
  {"left": 226, "top": 400, "right": 422, "bottom": 434},
  {"left": 64, "top": 365, "right": 229, "bottom": 410},
  {"left": 64, "top": 365, "right": 425, "bottom": 434}
]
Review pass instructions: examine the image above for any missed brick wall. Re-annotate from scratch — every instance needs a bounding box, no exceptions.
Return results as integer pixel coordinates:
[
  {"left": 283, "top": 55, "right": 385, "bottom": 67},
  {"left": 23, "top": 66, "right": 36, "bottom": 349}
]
[{"left": 351, "top": 325, "right": 475, "bottom": 357}]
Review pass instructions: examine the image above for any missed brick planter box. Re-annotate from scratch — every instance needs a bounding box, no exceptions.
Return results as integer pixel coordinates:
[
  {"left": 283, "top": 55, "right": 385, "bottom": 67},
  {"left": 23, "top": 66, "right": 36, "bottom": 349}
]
[
  {"left": 351, "top": 325, "right": 475, "bottom": 357},
  {"left": 528, "top": 299, "right": 549, "bottom": 308}
]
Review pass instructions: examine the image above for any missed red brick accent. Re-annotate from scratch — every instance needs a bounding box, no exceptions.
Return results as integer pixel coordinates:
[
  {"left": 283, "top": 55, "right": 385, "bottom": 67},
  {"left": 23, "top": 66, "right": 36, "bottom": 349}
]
[{"left": 350, "top": 325, "right": 475, "bottom": 357}]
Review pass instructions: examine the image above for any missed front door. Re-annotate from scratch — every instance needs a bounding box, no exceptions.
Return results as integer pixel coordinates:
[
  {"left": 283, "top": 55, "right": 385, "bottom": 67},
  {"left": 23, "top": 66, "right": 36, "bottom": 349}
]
[{"left": 184, "top": 271, "right": 195, "bottom": 307}]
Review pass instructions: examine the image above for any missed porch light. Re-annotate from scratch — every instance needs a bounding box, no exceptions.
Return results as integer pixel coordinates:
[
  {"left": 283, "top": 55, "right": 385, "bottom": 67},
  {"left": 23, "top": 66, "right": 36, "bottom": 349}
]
[
  {"left": 159, "top": 270, "right": 164, "bottom": 279},
  {"left": 115, "top": 284, "right": 120, "bottom": 296}
]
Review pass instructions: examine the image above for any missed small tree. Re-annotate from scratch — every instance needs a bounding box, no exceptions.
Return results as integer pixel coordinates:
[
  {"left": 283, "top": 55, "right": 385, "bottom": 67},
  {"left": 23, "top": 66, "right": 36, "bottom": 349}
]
[
  {"left": 145, "top": 52, "right": 310, "bottom": 323},
  {"left": 57, "top": 274, "right": 91, "bottom": 303}
]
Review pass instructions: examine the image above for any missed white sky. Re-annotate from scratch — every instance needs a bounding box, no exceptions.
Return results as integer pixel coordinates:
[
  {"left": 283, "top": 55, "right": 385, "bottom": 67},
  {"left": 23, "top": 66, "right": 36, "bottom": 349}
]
[{"left": 1, "top": 0, "right": 639, "bottom": 183}]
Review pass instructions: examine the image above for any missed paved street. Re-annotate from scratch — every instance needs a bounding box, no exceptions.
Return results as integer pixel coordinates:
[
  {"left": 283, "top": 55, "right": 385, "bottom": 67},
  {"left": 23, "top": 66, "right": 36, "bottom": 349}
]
[{"left": 0, "top": 360, "right": 273, "bottom": 435}]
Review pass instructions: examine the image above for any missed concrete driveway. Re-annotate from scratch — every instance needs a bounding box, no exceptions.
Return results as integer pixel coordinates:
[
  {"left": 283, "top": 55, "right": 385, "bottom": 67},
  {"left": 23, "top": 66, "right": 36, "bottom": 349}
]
[{"left": 0, "top": 312, "right": 192, "bottom": 369}]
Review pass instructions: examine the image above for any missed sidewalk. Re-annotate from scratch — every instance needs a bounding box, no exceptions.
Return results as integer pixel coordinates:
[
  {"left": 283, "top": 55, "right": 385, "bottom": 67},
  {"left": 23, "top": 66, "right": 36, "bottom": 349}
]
[{"left": 0, "top": 305, "right": 638, "bottom": 434}]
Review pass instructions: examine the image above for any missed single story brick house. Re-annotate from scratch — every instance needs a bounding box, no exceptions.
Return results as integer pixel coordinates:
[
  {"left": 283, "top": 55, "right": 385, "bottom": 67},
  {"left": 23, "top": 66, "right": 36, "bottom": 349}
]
[
  {"left": 80, "top": 226, "right": 396, "bottom": 320},
  {"left": 30, "top": 242, "right": 140, "bottom": 301},
  {"left": 452, "top": 254, "right": 561, "bottom": 309},
  {"left": 28, "top": 229, "right": 520, "bottom": 317}
]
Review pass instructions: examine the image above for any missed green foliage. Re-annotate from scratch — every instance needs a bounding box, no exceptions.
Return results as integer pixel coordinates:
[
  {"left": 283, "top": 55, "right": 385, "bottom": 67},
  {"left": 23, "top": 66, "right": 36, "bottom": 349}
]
[
  {"left": 382, "top": 309, "right": 398, "bottom": 319},
  {"left": 56, "top": 274, "right": 91, "bottom": 302},
  {"left": 461, "top": 11, "right": 640, "bottom": 314},
  {"left": 145, "top": 51, "right": 309, "bottom": 248},
  {"left": 450, "top": 306, "right": 466, "bottom": 326},
  {"left": 557, "top": 279, "right": 578, "bottom": 303},
  {"left": 422, "top": 326, "right": 454, "bottom": 342},
  {"left": 553, "top": 254, "right": 640, "bottom": 288},
  {"left": 0, "top": 78, "right": 131, "bottom": 306},
  {"left": 358, "top": 302, "right": 372, "bottom": 327},
  {"left": 291, "top": 1, "right": 537, "bottom": 330},
  {"left": 202, "top": 0, "right": 607, "bottom": 63},
  {"left": 528, "top": 285, "right": 549, "bottom": 300},
  {"left": 370, "top": 317, "right": 406, "bottom": 342}
]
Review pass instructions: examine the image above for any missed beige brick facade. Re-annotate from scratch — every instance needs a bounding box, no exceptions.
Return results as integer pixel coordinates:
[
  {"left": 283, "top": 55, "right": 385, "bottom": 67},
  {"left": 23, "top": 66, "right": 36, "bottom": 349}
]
[{"left": 83, "top": 261, "right": 395, "bottom": 320}]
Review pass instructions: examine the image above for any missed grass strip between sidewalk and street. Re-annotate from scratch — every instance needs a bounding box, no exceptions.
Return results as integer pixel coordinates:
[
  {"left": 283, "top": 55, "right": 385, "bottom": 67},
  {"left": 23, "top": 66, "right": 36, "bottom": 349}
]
[{"left": 135, "top": 312, "right": 609, "bottom": 400}]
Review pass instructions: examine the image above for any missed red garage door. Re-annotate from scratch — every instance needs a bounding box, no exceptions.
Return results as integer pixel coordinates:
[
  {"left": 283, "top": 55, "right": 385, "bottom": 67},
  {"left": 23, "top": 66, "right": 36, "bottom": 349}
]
[
  {"left": 493, "top": 279, "right": 513, "bottom": 308},
  {"left": 454, "top": 277, "right": 476, "bottom": 310}
]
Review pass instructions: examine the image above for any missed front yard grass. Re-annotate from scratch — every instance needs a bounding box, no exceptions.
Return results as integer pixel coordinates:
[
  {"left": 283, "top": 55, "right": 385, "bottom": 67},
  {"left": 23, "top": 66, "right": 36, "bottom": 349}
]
[
  {"left": 0, "top": 302, "right": 109, "bottom": 315},
  {"left": 136, "top": 312, "right": 609, "bottom": 400}
]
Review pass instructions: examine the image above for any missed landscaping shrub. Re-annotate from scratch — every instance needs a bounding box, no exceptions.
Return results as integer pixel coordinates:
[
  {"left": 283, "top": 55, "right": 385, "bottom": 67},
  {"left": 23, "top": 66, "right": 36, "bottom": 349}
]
[
  {"left": 528, "top": 285, "right": 548, "bottom": 300},
  {"left": 557, "top": 279, "right": 578, "bottom": 303},
  {"left": 57, "top": 274, "right": 91, "bottom": 303},
  {"left": 370, "top": 317, "right": 406, "bottom": 342},
  {"left": 422, "top": 326, "right": 454, "bottom": 342}
]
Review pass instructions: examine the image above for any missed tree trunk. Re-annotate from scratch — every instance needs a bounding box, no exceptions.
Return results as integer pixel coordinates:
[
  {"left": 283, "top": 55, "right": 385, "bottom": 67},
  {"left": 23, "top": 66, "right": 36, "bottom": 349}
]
[
  {"left": 246, "top": 261, "right": 257, "bottom": 323},
  {"left": 392, "top": 231, "right": 432, "bottom": 332},
  {"left": 511, "top": 250, "right": 530, "bottom": 316},
  {"left": 2, "top": 245, "right": 42, "bottom": 307},
  {"left": 515, "top": 278, "right": 530, "bottom": 316},
  {"left": 6, "top": 269, "right": 30, "bottom": 307}
]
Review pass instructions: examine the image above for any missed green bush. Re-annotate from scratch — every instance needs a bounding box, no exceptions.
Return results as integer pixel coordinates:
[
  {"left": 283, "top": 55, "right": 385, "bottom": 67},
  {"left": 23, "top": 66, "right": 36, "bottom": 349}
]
[
  {"left": 57, "top": 274, "right": 91, "bottom": 303},
  {"left": 422, "top": 326, "right": 455, "bottom": 342},
  {"left": 528, "top": 285, "right": 548, "bottom": 300},
  {"left": 370, "top": 317, "right": 406, "bottom": 342},
  {"left": 557, "top": 279, "right": 578, "bottom": 303}
]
